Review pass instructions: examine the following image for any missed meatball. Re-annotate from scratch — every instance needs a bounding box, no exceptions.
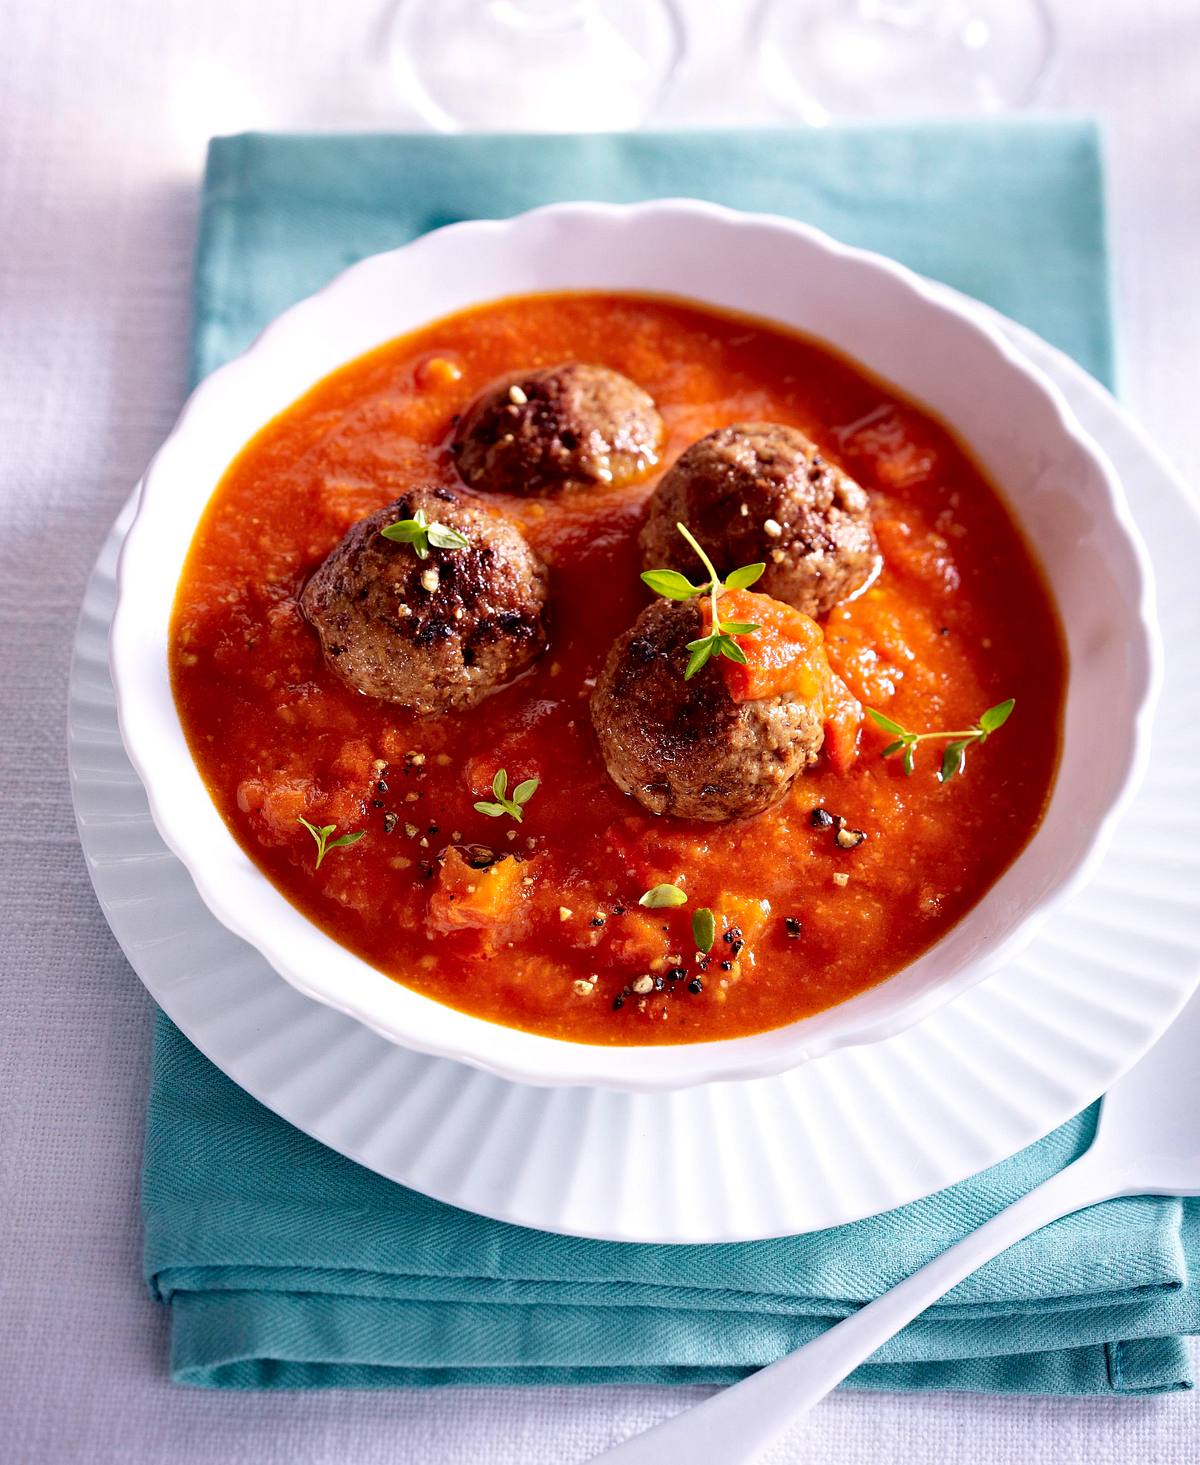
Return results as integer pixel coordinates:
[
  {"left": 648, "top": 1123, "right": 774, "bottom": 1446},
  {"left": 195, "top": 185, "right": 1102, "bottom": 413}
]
[
  {"left": 300, "top": 486, "right": 548, "bottom": 713},
  {"left": 589, "top": 600, "right": 824, "bottom": 822},
  {"left": 452, "top": 362, "right": 664, "bottom": 496},
  {"left": 639, "top": 423, "right": 879, "bottom": 618}
]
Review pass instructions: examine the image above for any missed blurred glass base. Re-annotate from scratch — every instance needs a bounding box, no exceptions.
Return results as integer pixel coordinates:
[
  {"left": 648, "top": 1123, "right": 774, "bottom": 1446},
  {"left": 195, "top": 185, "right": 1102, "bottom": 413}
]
[
  {"left": 388, "top": 0, "right": 683, "bottom": 132},
  {"left": 755, "top": 0, "right": 1055, "bottom": 124}
]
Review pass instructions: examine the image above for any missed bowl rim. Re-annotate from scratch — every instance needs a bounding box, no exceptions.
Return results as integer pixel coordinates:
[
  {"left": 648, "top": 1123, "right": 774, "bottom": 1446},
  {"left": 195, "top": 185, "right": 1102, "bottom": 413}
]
[{"left": 110, "top": 198, "right": 1163, "bottom": 1091}]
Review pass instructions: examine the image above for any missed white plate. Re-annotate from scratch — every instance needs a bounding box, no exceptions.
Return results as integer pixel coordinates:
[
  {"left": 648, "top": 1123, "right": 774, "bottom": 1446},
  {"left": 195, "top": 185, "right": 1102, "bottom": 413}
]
[
  {"left": 70, "top": 300, "right": 1200, "bottom": 1243},
  {"left": 109, "top": 201, "right": 1158, "bottom": 1090}
]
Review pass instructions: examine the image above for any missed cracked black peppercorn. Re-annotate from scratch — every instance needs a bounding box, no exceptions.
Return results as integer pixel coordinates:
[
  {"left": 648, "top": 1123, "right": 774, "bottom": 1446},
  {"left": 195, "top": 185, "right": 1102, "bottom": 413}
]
[
  {"left": 688, "top": 977, "right": 703, "bottom": 995},
  {"left": 785, "top": 916, "right": 803, "bottom": 938},
  {"left": 811, "top": 807, "right": 834, "bottom": 829}
]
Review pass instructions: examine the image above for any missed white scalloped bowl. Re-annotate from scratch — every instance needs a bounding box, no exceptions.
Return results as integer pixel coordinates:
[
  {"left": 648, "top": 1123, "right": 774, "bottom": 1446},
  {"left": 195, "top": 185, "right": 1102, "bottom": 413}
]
[{"left": 110, "top": 200, "right": 1160, "bottom": 1091}]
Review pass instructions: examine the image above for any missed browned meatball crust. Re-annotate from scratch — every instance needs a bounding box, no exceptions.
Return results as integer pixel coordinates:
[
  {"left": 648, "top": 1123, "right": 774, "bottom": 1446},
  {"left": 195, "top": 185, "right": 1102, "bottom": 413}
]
[
  {"left": 452, "top": 363, "right": 664, "bottom": 496},
  {"left": 589, "top": 600, "right": 824, "bottom": 822},
  {"left": 639, "top": 423, "right": 879, "bottom": 618},
  {"left": 300, "top": 487, "right": 548, "bottom": 713}
]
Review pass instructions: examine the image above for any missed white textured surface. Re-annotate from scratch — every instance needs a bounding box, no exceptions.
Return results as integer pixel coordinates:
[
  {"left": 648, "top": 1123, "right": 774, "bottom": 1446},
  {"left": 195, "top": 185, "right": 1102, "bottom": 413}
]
[{"left": 3, "top": 0, "right": 1200, "bottom": 1461}]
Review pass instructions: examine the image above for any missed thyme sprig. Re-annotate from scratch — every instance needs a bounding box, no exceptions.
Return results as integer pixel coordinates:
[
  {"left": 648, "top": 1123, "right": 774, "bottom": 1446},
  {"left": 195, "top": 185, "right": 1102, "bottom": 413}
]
[
  {"left": 867, "top": 698, "right": 1015, "bottom": 782},
  {"left": 474, "top": 768, "right": 538, "bottom": 823},
  {"left": 297, "top": 816, "right": 366, "bottom": 869},
  {"left": 641, "top": 523, "right": 765, "bottom": 681},
  {"left": 380, "top": 507, "right": 470, "bottom": 560}
]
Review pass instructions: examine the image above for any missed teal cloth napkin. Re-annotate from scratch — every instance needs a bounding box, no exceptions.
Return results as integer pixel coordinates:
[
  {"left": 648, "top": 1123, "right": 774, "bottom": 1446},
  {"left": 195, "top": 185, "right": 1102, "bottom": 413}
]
[{"left": 145, "top": 122, "right": 1196, "bottom": 1394}]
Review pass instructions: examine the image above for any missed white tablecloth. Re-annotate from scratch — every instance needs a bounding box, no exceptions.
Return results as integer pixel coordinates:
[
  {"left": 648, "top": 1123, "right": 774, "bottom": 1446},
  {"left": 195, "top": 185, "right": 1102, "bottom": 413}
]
[{"left": 3, "top": 1, "right": 1199, "bottom": 1460}]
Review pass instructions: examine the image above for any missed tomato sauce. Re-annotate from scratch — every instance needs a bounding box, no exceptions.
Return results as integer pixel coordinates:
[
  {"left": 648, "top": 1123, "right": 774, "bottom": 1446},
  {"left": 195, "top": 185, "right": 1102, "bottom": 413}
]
[{"left": 171, "top": 292, "right": 1065, "bottom": 1045}]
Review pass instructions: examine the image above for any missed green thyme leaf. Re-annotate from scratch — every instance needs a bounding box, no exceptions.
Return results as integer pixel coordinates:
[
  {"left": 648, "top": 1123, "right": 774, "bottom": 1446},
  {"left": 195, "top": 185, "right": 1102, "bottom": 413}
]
[
  {"left": 684, "top": 641, "right": 714, "bottom": 680},
  {"left": 866, "top": 708, "right": 907, "bottom": 737},
  {"left": 692, "top": 907, "right": 716, "bottom": 954},
  {"left": 939, "top": 741, "right": 968, "bottom": 783},
  {"left": 381, "top": 506, "right": 470, "bottom": 561},
  {"left": 640, "top": 569, "right": 703, "bottom": 600},
  {"left": 902, "top": 744, "right": 916, "bottom": 777},
  {"left": 328, "top": 831, "right": 366, "bottom": 851},
  {"left": 879, "top": 740, "right": 905, "bottom": 759},
  {"left": 426, "top": 522, "right": 470, "bottom": 551},
  {"left": 979, "top": 698, "right": 1015, "bottom": 734},
  {"left": 379, "top": 511, "right": 426, "bottom": 543},
  {"left": 639, "top": 883, "right": 688, "bottom": 909},
  {"left": 724, "top": 562, "right": 766, "bottom": 591},
  {"left": 298, "top": 816, "right": 365, "bottom": 870},
  {"left": 721, "top": 621, "right": 761, "bottom": 636},
  {"left": 475, "top": 769, "right": 537, "bottom": 823},
  {"left": 717, "top": 636, "right": 749, "bottom": 666}
]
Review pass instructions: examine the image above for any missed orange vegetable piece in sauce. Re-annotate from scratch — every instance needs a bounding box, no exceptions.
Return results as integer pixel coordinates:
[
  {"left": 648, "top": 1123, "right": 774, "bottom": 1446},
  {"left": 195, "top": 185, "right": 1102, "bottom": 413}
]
[
  {"left": 701, "top": 588, "right": 862, "bottom": 769},
  {"left": 821, "top": 668, "right": 864, "bottom": 775},
  {"left": 427, "top": 849, "right": 528, "bottom": 942},
  {"left": 701, "top": 588, "right": 826, "bottom": 702},
  {"left": 716, "top": 893, "right": 772, "bottom": 956}
]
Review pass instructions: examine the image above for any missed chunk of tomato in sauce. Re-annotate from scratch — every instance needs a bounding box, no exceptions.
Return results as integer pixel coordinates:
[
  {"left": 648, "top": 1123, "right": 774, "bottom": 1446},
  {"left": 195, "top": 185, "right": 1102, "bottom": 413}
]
[
  {"left": 821, "top": 670, "right": 863, "bottom": 774},
  {"left": 427, "top": 848, "right": 533, "bottom": 952},
  {"left": 701, "top": 588, "right": 862, "bottom": 771}
]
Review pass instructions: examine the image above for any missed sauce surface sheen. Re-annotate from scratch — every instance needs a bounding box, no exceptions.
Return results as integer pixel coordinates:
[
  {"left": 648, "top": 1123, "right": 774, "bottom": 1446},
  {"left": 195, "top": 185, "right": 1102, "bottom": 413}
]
[{"left": 171, "top": 292, "right": 1065, "bottom": 1045}]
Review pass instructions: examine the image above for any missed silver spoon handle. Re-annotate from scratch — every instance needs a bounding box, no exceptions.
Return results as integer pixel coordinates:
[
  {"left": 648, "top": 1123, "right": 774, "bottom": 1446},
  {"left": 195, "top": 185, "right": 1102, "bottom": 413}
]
[{"left": 591, "top": 1150, "right": 1117, "bottom": 1465}]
